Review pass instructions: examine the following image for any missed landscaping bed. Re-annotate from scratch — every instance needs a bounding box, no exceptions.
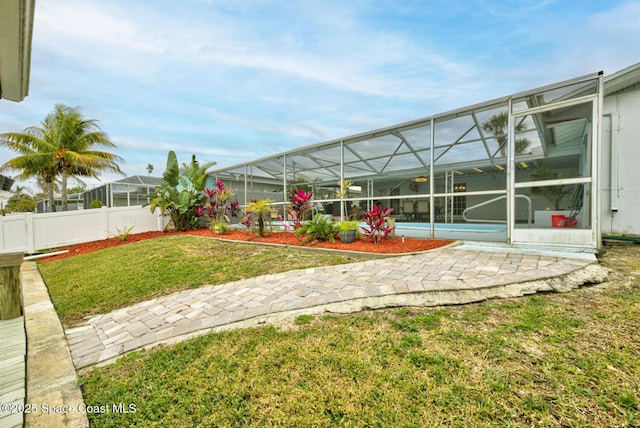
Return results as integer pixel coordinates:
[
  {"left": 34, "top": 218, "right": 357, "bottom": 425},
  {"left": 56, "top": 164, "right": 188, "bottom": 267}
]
[{"left": 38, "top": 228, "right": 454, "bottom": 263}]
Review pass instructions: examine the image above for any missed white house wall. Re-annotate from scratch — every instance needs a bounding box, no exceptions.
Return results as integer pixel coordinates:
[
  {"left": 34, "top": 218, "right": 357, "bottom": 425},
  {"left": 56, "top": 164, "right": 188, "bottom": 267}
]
[{"left": 601, "top": 88, "right": 640, "bottom": 235}]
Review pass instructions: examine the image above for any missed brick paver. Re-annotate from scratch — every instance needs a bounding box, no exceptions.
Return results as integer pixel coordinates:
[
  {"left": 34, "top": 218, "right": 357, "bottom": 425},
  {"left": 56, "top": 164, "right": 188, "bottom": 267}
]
[{"left": 66, "top": 246, "right": 601, "bottom": 370}]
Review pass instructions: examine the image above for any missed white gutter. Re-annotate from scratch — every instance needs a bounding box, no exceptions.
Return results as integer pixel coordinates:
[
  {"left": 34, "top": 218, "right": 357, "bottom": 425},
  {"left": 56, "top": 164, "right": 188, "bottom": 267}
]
[{"left": 0, "top": 0, "right": 35, "bottom": 102}]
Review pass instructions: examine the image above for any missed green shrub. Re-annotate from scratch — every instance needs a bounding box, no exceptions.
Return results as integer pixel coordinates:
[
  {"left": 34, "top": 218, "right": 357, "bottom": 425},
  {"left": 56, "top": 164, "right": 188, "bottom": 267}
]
[
  {"left": 213, "top": 222, "right": 229, "bottom": 234},
  {"left": 89, "top": 199, "right": 103, "bottom": 209},
  {"left": 295, "top": 214, "right": 336, "bottom": 244}
]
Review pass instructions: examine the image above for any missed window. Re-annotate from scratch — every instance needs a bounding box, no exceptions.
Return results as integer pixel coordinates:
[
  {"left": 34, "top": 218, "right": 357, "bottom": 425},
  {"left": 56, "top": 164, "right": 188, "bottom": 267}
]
[{"left": 453, "top": 183, "right": 466, "bottom": 215}]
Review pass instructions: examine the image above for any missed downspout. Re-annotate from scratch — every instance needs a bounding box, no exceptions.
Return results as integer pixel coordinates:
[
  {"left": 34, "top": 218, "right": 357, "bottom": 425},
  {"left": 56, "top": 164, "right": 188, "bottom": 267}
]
[
  {"left": 603, "top": 113, "right": 617, "bottom": 212},
  {"left": 594, "top": 72, "right": 605, "bottom": 249}
]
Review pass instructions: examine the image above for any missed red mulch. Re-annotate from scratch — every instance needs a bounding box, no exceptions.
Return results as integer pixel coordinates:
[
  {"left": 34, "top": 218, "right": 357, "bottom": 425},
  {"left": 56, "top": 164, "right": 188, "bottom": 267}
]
[{"left": 36, "top": 228, "right": 454, "bottom": 263}]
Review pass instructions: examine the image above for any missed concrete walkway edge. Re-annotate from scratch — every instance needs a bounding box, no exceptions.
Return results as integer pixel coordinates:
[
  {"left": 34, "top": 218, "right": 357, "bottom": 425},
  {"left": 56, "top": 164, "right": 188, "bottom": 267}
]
[{"left": 21, "top": 262, "right": 88, "bottom": 428}]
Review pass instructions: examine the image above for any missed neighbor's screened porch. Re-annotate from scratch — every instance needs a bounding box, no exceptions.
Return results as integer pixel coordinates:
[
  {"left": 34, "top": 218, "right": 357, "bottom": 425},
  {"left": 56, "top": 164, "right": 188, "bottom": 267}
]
[{"left": 213, "top": 72, "right": 602, "bottom": 248}]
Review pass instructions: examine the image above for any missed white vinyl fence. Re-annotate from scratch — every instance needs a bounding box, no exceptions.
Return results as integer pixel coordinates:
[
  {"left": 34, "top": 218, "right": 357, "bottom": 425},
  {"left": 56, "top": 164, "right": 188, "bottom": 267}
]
[{"left": 0, "top": 206, "right": 168, "bottom": 254}]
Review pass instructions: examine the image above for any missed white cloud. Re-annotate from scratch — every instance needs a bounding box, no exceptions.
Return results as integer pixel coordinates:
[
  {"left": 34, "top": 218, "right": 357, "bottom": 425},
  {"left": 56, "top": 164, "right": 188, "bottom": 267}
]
[{"left": 3, "top": 0, "right": 639, "bottom": 184}]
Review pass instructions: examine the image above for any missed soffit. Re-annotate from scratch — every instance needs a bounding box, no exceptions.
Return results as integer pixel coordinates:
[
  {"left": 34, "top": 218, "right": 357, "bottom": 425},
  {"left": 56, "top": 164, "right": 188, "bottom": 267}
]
[{"left": 0, "top": 0, "right": 35, "bottom": 102}]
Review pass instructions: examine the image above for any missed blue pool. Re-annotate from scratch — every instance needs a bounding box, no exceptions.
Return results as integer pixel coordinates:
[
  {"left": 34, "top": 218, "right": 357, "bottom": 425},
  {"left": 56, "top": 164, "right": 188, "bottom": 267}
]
[
  {"left": 269, "top": 220, "right": 507, "bottom": 242},
  {"left": 394, "top": 222, "right": 507, "bottom": 242}
]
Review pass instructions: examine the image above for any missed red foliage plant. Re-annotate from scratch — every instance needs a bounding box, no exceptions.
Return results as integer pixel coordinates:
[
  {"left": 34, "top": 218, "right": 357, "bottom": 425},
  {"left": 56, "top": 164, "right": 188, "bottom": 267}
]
[
  {"left": 361, "top": 204, "right": 395, "bottom": 244},
  {"left": 288, "top": 188, "right": 313, "bottom": 229}
]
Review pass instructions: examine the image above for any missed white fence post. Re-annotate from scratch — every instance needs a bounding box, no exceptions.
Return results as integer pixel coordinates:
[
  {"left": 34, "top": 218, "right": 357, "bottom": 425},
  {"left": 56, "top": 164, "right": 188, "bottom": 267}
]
[
  {"left": 25, "top": 212, "right": 35, "bottom": 254},
  {"left": 101, "top": 206, "right": 110, "bottom": 240},
  {"left": 155, "top": 208, "right": 164, "bottom": 232}
]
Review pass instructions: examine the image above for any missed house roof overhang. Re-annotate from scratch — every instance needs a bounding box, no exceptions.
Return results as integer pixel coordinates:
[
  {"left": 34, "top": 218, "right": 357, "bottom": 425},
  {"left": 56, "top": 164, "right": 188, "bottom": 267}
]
[
  {"left": 0, "top": 0, "right": 35, "bottom": 102},
  {"left": 604, "top": 62, "right": 640, "bottom": 96}
]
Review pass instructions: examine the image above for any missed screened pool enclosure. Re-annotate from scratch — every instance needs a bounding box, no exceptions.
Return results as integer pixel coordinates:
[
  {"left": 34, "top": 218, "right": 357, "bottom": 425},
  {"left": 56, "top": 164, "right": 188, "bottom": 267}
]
[{"left": 213, "top": 72, "right": 603, "bottom": 248}]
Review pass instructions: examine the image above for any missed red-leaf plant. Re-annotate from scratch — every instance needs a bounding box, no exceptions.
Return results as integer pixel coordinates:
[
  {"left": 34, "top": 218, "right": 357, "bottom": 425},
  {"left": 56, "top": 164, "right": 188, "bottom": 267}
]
[
  {"left": 203, "top": 179, "right": 240, "bottom": 228},
  {"left": 361, "top": 204, "right": 395, "bottom": 244},
  {"left": 287, "top": 188, "right": 313, "bottom": 229}
]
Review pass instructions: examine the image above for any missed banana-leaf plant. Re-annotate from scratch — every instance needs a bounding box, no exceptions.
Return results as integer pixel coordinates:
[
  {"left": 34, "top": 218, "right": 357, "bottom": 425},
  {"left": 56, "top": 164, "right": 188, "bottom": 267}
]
[
  {"left": 148, "top": 151, "right": 215, "bottom": 231},
  {"left": 335, "top": 180, "right": 353, "bottom": 221}
]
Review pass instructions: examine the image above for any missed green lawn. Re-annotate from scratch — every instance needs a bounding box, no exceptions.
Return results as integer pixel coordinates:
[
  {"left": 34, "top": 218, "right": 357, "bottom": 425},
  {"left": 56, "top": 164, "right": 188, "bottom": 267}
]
[
  {"left": 38, "top": 235, "right": 369, "bottom": 326},
  {"left": 80, "top": 287, "right": 639, "bottom": 427},
  {"left": 42, "top": 239, "right": 640, "bottom": 426}
]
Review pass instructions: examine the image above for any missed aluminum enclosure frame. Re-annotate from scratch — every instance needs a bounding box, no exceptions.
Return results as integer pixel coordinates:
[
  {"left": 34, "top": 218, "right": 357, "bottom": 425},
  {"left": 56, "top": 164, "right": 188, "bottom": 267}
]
[{"left": 213, "top": 71, "right": 604, "bottom": 249}]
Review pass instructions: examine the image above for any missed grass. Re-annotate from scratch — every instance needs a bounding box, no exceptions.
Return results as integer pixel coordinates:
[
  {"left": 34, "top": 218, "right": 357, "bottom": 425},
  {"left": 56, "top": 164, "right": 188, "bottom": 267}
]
[
  {"left": 38, "top": 235, "right": 370, "bottom": 325},
  {"left": 79, "top": 286, "right": 640, "bottom": 427},
  {"left": 42, "top": 238, "right": 640, "bottom": 426}
]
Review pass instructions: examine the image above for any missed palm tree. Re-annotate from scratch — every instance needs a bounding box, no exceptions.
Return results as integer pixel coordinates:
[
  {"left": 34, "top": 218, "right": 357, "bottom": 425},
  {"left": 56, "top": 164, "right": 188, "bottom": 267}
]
[
  {"left": 244, "top": 199, "right": 273, "bottom": 237},
  {"left": 481, "top": 112, "right": 530, "bottom": 158},
  {"left": 0, "top": 137, "right": 60, "bottom": 210},
  {"left": 0, "top": 104, "right": 125, "bottom": 211}
]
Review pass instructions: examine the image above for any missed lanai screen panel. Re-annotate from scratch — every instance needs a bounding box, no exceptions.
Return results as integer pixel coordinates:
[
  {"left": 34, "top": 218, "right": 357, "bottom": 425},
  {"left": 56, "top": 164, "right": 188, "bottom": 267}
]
[
  {"left": 212, "top": 73, "right": 602, "bottom": 211},
  {"left": 513, "top": 79, "right": 598, "bottom": 112},
  {"left": 512, "top": 77, "right": 598, "bottom": 231},
  {"left": 399, "top": 124, "right": 431, "bottom": 150}
]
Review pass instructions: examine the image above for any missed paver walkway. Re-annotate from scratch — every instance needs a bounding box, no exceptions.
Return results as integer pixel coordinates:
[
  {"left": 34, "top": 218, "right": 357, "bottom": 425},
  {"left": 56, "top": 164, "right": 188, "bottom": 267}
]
[{"left": 66, "top": 245, "right": 607, "bottom": 370}]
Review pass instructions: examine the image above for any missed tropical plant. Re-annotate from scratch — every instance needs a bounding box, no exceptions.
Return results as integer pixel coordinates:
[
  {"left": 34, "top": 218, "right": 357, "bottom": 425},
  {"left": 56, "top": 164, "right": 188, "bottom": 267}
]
[
  {"left": 361, "top": 204, "right": 395, "bottom": 244},
  {"left": 336, "top": 220, "right": 360, "bottom": 243},
  {"left": 295, "top": 214, "right": 337, "bottom": 244},
  {"left": 203, "top": 179, "right": 240, "bottom": 230},
  {"left": 336, "top": 220, "right": 360, "bottom": 233},
  {"left": 148, "top": 151, "right": 215, "bottom": 231},
  {"left": 0, "top": 104, "right": 124, "bottom": 211},
  {"left": 481, "top": 112, "right": 531, "bottom": 158},
  {"left": 115, "top": 225, "right": 135, "bottom": 241},
  {"left": 243, "top": 199, "right": 273, "bottom": 237},
  {"left": 288, "top": 188, "right": 313, "bottom": 229},
  {"left": 335, "top": 180, "right": 353, "bottom": 221},
  {"left": 531, "top": 165, "right": 574, "bottom": 210}
]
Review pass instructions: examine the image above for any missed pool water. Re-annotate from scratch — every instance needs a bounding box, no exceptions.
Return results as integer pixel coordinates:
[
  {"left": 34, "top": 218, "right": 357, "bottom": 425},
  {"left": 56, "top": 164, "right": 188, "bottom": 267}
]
[
  {"left": 269, "top": 220, "right": 507, "bottom": 242},
  {"left": 395, "top": 222, "right": 507, "bottom": 241}
]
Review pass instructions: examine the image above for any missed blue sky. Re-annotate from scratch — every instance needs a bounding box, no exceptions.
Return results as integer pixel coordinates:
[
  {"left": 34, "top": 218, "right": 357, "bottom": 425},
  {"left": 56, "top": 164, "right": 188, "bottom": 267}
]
[{"left": 1, "top": 0, "right": 639, "bottom": 190}]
